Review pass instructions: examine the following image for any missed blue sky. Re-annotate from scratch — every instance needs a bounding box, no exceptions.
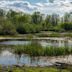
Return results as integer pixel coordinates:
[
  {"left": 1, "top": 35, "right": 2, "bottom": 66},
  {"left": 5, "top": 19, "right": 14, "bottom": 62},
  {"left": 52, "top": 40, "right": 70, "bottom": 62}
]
[
  {"left": 24, "top": 0, "right": 47, "bottom": 3},
  {"left": 0, "top": 0, "right": 72, "bottom": 14}
]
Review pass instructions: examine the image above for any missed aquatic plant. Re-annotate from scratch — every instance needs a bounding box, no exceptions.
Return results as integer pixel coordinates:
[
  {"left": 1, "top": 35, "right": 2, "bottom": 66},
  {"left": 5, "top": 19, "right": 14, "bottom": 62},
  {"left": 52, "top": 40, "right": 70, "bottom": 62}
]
[
  {"left": 13, "top": 42, "right": 72, "bottom": 56},
  {"left": 14, "top": 42, "right": 44, "bottom": 56}
]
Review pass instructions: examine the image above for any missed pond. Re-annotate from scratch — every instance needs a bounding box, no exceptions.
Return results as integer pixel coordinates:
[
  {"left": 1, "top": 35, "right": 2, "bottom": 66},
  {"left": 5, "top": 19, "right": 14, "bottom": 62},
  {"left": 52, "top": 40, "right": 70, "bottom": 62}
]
[
  {"left": 0, "top": 38, "right": 72, "bottom": 66},
  {"left": 0, "top": 49, "right": 72, "bottom": 66},
  {"left": 0, "top": 49, "right": 52, "bottom": 66},
  {"left": 0, "top": 50, "right": 72, "bottom": 66},
  {"left": 0, "top": 38, "right": 72, "bottom": 47}
]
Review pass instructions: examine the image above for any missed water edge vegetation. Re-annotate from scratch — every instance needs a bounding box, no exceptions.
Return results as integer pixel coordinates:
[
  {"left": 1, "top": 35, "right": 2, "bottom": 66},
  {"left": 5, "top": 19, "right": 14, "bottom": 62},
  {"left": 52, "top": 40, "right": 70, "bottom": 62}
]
[{"left": 13, "top": 42, "right": 72, "bottom": 56}]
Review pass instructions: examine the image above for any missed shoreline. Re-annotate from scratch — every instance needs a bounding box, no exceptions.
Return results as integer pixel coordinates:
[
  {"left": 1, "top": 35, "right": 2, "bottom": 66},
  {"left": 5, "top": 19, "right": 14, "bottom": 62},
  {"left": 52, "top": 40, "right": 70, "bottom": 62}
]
[
  {"left": 0, "top": 36, "right": 71, "bottom": 41},
  {"left": 0, "top": 64, "right": 72, "bottom": 72}
]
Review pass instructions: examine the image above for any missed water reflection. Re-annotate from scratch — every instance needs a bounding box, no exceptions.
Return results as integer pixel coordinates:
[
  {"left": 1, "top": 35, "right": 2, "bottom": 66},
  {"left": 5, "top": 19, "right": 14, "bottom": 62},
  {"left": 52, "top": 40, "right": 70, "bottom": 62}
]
[
  {"left": 0, "top": 39, "right": 72, "bottom": 66},
  {"left": 0, "top": 50, "right": 53, "bottom": 66},
  {"left": 0, "top": 39, "right": 72, "bottom": 47},
  {"left": 0, "top": 41, "right": 30, "bottom": 45},
  {"left": 40, "top": 39, "right": 72, "bottom": 47},
  {"left": 0, "top": 50, "right": 72, "bottom": 66}
]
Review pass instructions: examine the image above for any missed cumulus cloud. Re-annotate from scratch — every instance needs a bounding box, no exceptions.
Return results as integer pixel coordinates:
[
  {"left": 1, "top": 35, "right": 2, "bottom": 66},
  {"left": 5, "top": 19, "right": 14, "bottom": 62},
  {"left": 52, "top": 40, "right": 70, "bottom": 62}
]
[{"left": 0, "top": 0, "right": 72, "bottom": 14}]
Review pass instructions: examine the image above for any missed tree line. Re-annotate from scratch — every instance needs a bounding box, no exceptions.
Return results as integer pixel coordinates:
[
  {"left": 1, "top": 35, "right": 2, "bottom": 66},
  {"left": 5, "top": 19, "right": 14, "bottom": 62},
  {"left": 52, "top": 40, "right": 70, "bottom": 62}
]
[{"left": 0, "top": 9, "right": 72, "bottom": 35}]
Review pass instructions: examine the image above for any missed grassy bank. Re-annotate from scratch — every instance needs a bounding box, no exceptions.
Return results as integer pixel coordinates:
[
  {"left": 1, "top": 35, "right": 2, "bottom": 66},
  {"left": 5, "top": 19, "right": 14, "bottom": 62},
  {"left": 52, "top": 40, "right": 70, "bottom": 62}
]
[
  {"left": 0, "top": 32, "right": 72, "bottom": 40},
  {"left": 0, "top": 66, "right": 71, "bottom": 72},
  {"left": 13, "top": 42, "right": 72, "bottom": 56},
  {"left": 36, "top": 32, "right": 72, "bottom": 37}
]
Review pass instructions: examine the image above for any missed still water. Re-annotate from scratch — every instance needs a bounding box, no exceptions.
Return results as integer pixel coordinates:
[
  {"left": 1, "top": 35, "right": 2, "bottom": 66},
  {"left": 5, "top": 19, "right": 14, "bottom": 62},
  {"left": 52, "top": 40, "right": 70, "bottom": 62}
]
[
  {"left": 0, "top": 39, "right": 72, "bottom": 47},
  {"left": 0, "top": 38, "right": 72, "bottom": 66},
  {"left": 0, "top": 50, "right": 53, "bottom": 66},
  {"left": 0, "top": 49, "right": 72, "bottom": 66}
]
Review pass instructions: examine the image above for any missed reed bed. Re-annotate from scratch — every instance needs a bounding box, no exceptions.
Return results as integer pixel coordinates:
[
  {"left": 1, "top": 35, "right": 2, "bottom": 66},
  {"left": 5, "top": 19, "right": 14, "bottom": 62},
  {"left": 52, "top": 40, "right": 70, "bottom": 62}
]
[{"left": 13, "top": 42, "right": 72, "bottom": 56}]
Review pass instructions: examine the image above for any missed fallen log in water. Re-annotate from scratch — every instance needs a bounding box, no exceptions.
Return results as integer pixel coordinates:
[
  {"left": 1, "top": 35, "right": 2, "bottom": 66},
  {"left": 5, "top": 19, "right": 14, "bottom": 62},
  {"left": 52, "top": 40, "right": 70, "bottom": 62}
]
[{"left": 55, "top": 62, "right": 72, "bottom": 69}]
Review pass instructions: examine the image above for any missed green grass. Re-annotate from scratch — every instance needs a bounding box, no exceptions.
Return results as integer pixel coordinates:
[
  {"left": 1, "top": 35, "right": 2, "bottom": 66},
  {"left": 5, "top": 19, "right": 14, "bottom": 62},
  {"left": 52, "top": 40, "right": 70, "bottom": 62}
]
[
  {"left": 36, "top": 32, "right": 72, "bottom": 37},
  {"left": 14, "top": 42, "right": 44, "bottom": 56},
  {"left": 0, "top": 66, "right": 71, "bottom": 72},
  {"left": 0, "top": 32, "right": 72, "bottom": 40},
  {"left": 13, "top": 42, "right": 72, "bottom": 56},
  {"left": 12, "top": 67, "right": 64, "bottom": 72}
]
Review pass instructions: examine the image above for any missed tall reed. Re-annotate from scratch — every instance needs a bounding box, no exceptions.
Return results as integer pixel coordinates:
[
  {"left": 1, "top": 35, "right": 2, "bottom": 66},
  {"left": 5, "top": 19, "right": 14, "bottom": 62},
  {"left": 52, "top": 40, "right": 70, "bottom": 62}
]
[{"left": 14, "top": 42, "right": 72, "bottom": 56}]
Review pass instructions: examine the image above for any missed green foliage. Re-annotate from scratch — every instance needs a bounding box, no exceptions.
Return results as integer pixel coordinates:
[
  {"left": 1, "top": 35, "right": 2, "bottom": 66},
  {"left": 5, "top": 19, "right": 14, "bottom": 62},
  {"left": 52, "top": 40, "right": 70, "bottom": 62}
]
[
  {"left": 0, "top": 9, "right": 72, "bottom": 35},
  {"left": 31, "top": 12, "right": 43, "bottom": 24},
  {"left": 0, "top": 9, "right": 5, "bottom": 17},
  {"left": 63, "top": 13, "right": 71, "bottom": 23},
  {"left": 0, "top": 20, "right": 17, "bottom": 35},
  {"left": 17, "top": 23, "right": 42, "bottom": 34},
  {"left": 61, "top": 22, "right": 72, "bottom": 31},
  {"left": 14, "top": 42, "right": 72, "bottom": 56}
]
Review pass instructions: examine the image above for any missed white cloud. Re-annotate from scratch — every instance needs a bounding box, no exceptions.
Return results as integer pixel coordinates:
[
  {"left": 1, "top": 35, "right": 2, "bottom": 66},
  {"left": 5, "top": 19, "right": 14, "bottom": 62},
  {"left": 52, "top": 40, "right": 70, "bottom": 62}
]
[{"left": 0, "top": 0, "right": 72, "bottom": 14}]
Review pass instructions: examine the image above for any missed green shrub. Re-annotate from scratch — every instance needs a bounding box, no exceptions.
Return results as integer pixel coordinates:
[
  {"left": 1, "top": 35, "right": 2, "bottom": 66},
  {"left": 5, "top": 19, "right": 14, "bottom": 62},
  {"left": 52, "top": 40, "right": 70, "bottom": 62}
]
[
  {"left": 61, "top": 22, "right": 72, "bottom": 31},
  {"left": 0, "top": 20, "right": 17, "bottom": 35}
]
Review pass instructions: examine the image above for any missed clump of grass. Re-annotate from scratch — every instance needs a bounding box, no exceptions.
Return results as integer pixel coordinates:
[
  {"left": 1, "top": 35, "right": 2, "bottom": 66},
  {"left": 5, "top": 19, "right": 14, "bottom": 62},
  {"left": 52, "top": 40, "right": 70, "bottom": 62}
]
[
  {"left": 14, "top": 42, "right": 72, "bottom": 56},
  {"left": 44, "top": 47, "right": 72, "bottom": 56},
  {"left": 14, "top": 42, "right": 44, "bottom": 56},
  {"left": 24, "top": 42, "right": 44, "bottom": 56}
]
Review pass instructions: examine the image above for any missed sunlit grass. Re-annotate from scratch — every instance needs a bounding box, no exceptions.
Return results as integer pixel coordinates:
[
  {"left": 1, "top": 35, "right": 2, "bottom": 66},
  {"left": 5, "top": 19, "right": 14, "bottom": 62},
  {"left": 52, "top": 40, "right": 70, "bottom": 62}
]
[{"left": 0, "top": 66, "right": 71, "bottom": 72}]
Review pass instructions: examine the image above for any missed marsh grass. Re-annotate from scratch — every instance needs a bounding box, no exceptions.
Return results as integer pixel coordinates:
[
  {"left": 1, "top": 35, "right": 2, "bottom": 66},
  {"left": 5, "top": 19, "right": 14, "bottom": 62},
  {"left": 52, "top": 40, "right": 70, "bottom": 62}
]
[
  {"left": 36, "top": 32, "right": 72, "bottom": 37},
  {"left": 14, "top": 42, "right": 44, "bottom": 56},
  {"left": 13, "top": 42, "right": 72, "bottom": 56},
  {"left": 0, "top": 66, "right": 71, "bottom": 72}
]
